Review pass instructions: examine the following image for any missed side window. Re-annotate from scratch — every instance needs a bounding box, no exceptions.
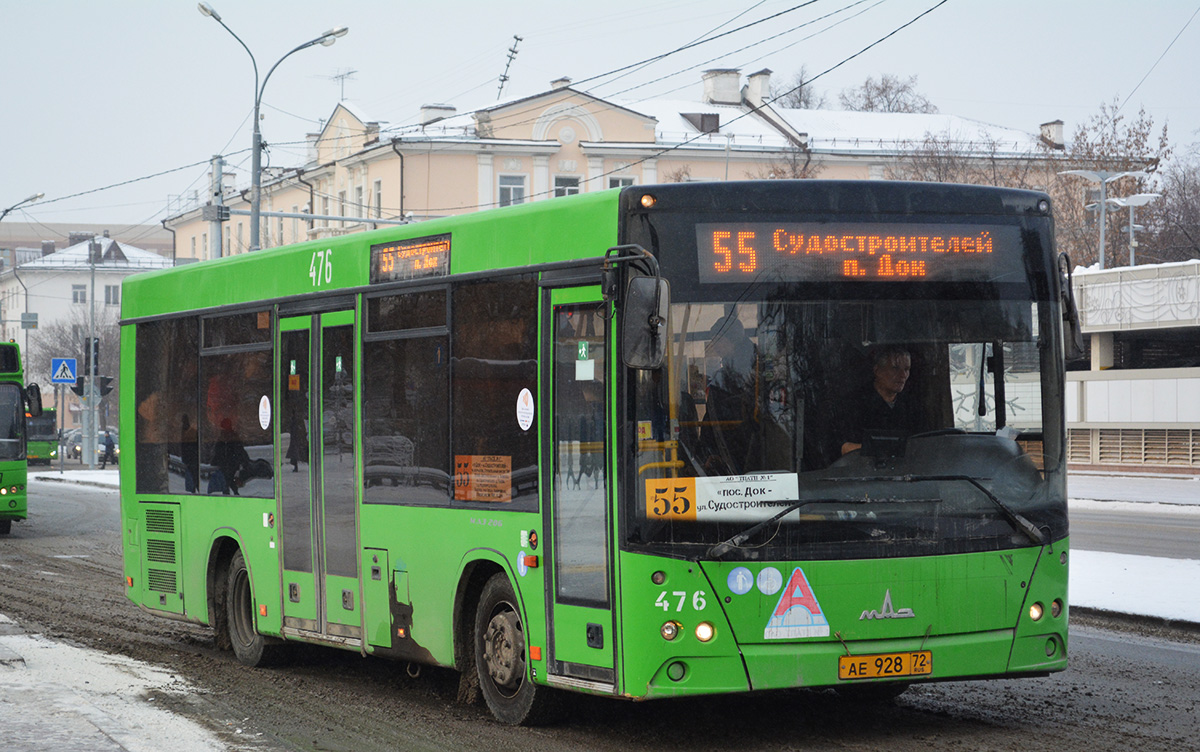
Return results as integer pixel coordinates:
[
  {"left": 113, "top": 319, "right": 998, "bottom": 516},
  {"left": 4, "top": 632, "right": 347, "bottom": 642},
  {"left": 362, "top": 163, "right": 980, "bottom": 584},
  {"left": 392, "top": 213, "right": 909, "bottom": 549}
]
[
  {"left": 198, "top": 312, "right": 275, "bottom": 497},
  {"left": 362, "top": 288, "right": 450, "bottom": 505},
  {"left": 451, "top": 275, "right": 538, "bottom": 510},
  {"left": 135, "top": 317, "right": 199, "bottom": 494}
]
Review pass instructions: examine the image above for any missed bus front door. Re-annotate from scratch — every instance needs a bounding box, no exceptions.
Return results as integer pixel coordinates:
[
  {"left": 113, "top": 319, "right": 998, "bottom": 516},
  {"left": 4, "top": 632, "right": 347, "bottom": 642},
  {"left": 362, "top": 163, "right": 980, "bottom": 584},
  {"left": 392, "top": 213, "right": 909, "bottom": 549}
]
[
  {"left": 278, "top": 311, "right": 362, "bottom": 642},
  {"left": 545, "top": 289, "right": 615, "bottom": 690}
]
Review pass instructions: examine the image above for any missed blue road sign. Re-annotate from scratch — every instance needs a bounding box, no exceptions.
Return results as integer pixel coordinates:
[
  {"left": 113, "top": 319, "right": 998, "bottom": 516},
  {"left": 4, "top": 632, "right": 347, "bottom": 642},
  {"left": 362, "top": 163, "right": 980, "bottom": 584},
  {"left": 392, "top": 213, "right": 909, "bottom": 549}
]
[{"left": 51, "top": 358, "right": 77, "bottom": 384}]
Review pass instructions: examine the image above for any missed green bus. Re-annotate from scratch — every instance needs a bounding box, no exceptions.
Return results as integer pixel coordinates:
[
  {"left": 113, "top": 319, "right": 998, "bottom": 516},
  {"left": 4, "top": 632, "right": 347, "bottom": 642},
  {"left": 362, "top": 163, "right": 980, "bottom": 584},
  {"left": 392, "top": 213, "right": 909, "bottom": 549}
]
[
  {"left": 0, "top": 342, "right": 42, "bottom": 535},
  {"left": 120, "top": 181, "right": 1073, "bottom": 724},
  {"left": 26, "top": 406, "right": 57, "bottom": 465}
]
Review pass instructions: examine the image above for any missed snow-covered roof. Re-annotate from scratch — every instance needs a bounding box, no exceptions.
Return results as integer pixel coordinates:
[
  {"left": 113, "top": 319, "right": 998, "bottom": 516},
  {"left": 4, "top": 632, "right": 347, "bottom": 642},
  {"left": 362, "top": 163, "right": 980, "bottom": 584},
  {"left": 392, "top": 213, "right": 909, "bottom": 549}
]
[
  {"left": 619, "top": 98, "right": 790, "bottom": 148},
  {"left": 774, "top": 108, "right": 1044, "bottom": 156},
  {"left": 19, "top": 235, "right": 172, "bottom": 272}
]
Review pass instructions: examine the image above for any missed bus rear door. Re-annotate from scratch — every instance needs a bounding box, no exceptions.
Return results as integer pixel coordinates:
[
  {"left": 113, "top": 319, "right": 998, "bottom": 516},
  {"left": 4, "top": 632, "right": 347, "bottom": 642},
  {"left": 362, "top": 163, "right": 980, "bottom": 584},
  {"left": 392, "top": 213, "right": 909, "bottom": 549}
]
[{"left": 544, "top": 287, "right": 616, "bottom": 690}]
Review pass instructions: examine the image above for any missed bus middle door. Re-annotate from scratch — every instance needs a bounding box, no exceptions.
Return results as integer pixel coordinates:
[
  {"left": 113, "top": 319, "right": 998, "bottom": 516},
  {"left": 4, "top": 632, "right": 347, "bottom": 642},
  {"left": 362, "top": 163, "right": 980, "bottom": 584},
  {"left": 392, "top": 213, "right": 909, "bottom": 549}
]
[
  {"left": 278, "top": 310, "right": 362, "bottom": 642},
  {"left": 544, "top": 287, "right": 616, "bottom": 691}
]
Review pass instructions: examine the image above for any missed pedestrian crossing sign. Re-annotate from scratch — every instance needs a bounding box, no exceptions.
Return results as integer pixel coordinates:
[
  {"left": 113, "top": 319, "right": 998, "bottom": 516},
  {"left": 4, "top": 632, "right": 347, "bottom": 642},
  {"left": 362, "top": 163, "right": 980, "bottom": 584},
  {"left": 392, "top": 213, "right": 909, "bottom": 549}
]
[{"left": 51, "top": 358, "right": 77, "bottom": 384}]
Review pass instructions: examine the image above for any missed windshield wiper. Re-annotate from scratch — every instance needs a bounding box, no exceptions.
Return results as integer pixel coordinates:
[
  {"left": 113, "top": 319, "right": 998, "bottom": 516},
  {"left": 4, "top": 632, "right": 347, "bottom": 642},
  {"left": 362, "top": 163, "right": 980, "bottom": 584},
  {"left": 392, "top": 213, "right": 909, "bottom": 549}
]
[
  {"left": 704, "top": 496, "right": 937, "bottom": 560},
  {"left": 820, "top": 474, "right": 1047, "bottom": 546}
]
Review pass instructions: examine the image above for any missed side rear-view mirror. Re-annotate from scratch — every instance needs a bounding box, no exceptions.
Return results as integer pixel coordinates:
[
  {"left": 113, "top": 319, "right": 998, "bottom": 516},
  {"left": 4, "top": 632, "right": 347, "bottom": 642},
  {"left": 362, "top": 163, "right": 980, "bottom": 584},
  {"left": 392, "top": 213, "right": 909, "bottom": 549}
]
[
  {"left": 25, "top": 382, "right": 43, "bottom": 418},
  {"left": 621, "top": 276, "right": 669, "bottom": 369}
]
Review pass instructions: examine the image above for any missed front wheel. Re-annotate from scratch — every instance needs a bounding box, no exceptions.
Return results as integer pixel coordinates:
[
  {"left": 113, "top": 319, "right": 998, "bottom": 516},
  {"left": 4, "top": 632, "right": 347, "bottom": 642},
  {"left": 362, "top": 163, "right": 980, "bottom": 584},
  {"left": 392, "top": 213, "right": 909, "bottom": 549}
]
[
  {"left": 474, "top": 573, "right": 560, "bottom": 725},
  {"left": 0, "top": 519, "right": 11, "bottom": 535},
  {"left": 226, "top": 549, "right": 287, "bottom": 667}
]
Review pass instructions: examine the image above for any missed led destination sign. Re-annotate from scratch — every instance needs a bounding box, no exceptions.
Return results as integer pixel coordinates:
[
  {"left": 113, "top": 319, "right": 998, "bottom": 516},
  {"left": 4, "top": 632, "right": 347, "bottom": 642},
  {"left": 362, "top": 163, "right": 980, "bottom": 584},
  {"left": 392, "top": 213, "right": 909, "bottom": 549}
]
[
  {"left": 696, "top": 223, "right": 1022, "bottom": 284},
  {"left": 370, "top": 233, "right": 451, "bottom": 284}
]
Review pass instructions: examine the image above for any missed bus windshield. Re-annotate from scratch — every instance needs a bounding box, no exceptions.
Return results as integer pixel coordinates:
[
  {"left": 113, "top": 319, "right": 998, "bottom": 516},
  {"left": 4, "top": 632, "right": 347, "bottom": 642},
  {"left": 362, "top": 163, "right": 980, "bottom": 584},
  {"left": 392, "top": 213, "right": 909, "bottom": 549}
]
[
  {"left": 0, "top": 384, "right": 26, "bottom": 461},
  {"left": 628, "top": 293, "right": 1066, "bottom": 561},
  {"left": 27, "top": 411, "right": 56, "bottom": 442}
]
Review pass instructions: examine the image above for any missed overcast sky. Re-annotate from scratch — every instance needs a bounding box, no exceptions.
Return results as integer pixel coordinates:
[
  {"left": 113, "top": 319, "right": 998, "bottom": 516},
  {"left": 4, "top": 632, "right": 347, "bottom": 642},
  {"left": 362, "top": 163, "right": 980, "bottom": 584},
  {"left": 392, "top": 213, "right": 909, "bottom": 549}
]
[{"left": 3, "top": 0, "right": 1198, "bottom": 232}]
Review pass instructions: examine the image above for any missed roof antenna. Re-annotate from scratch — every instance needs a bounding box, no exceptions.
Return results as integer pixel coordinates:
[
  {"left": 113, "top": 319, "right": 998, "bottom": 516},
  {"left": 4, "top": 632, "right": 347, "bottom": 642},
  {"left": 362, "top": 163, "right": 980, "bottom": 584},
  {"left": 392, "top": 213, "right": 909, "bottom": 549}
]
[
  {"left": 328, "top": 68, "right": 358, "bottom": 101},
  {"left": 497, "top": 35, "right": 522, "bottom": 100}
]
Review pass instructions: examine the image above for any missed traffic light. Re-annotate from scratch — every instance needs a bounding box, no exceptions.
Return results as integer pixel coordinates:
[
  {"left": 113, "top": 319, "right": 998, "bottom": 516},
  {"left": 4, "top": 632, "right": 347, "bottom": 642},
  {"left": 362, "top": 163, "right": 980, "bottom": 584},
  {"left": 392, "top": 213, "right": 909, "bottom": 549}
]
[
  {"left": 81, "top": 337, "right": 100, "bottom": 377},
  {"left": 98, "top": 376, "right": 114, "bottom": 397},
  {"left": 70, "top": 378, "right": 84, "bottom": 397}
]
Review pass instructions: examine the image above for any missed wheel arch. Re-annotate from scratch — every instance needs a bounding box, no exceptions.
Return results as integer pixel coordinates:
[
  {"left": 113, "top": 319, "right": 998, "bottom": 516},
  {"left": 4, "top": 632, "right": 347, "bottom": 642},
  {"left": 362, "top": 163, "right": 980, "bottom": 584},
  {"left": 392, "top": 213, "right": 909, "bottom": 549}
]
[
  {"left": 206, "top": 529, "right": 246, "bottom": 650},
  {"left": 452, "top": 550, "right": 521, "bottom": 672}
]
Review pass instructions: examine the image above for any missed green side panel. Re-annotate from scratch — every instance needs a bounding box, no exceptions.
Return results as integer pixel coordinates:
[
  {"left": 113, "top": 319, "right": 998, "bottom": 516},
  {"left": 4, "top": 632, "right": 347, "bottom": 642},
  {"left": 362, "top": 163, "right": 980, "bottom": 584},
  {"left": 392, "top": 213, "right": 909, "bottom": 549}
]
[
  {"left": 362, "top": 549, "right": 391, "bottom": 647},
  {"left": 281, "top": 570, "right": 318, "bottom": 622},
  {"left": 357, "top": 503, "right": 547, "bottom": 669},
  {"left": 140, "top": 502, "right": 185, "bottom": 615}
]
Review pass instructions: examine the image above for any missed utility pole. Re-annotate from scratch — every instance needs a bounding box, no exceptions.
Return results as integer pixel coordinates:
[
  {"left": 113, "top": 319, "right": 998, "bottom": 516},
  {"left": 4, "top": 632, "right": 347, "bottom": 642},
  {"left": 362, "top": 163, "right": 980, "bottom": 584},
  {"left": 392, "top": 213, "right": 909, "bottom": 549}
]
[
  {"left": 210, "top": 154, "right": 225, "bottom": 259},
  {"left": 86, "top": 238, "right": 98, "bottom": 468}
]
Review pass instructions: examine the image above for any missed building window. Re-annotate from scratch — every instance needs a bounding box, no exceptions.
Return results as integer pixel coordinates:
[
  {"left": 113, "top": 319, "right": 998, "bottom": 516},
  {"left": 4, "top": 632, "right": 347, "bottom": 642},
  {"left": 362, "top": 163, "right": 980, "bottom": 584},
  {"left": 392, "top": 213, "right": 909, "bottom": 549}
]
[
  {"left": 105, "top": 285, "right": 120, "bottom": 306},
  {"left": 608, "top": 176, "right": 635, "bottom": 189},
  {"left": 322, "top": 196, "right": 330, "bottom": 227},
  {"left": 291, "top": 205, "right": 299, "bottom": 242},
  {"left": 355, "top": 186, "right": 364, "bottom": 218},
  {"left": 191, "top": 236, "right": 196, "bottom": 257},
  {"left": 373, "top": 180, "right": 383, "bottom": 218},
  {"left": 554, "top": 176, "right": 581, "bottom": 197},
  {"left": 499, "top": 175, "right": 527, "bottom": 207},
  {"left": 72, "top": 285, "right": 86, "bottom": 304},
  {"left": 338, "top": 191, "right": 347, "bottom": 227}
]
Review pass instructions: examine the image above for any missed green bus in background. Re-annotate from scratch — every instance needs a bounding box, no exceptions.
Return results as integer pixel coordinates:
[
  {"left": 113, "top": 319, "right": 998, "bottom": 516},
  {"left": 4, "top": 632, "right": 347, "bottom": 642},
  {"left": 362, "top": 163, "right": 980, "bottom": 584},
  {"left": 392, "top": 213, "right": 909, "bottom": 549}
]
[
  {"left": 0, "top": 342, "right": 43, "bottom": 535},
  {"left": 119, "top": 181, "right": 1074, "bottom": 724},
  {"left": 26, "top": 406, "right": 57, "bottom": 465}
]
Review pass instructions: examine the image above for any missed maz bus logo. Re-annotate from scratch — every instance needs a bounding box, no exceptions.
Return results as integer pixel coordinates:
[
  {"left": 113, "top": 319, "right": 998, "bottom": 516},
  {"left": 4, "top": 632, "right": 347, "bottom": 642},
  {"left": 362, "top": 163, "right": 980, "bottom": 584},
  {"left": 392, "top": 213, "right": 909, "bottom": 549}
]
[{"left": 860, "top": 589, "right": 915, "bottom": 620}]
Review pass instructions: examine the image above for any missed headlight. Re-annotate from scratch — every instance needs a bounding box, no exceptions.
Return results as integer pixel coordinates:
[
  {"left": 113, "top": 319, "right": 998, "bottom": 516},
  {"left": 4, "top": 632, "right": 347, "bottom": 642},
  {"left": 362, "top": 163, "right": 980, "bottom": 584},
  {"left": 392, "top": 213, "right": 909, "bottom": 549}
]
[{"left": 695, "top": 622, "right": 715, "bottom": 642}]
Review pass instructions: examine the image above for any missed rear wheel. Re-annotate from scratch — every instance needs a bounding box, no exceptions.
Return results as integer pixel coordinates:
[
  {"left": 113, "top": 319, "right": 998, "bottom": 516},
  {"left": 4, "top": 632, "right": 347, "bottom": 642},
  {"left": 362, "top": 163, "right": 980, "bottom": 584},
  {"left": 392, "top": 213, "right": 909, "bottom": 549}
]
[
  {"left": 474, "top": 573, "right": 560, "bottom": 725},
  {"left": 226, "top": 549, "right": 287, "bottom": 666},
  {"left": 0, "top": 519, "right": 11, "bottom": 535}
]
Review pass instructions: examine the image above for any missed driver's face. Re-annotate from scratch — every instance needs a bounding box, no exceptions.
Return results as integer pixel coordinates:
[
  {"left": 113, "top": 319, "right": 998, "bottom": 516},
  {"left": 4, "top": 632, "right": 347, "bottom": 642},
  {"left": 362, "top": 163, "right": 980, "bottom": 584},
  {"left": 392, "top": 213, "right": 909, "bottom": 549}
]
[{"left": 874, "top": 353, "right": 911, "bottom": 395}]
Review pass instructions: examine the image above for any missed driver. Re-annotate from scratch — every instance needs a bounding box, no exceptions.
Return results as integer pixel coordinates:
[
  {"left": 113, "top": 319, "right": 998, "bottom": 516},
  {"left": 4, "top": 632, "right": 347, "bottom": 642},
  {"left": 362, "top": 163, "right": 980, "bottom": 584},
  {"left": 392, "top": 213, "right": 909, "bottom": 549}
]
[{"left": 839, "top": 346, "right": 918, "bottom": 455}]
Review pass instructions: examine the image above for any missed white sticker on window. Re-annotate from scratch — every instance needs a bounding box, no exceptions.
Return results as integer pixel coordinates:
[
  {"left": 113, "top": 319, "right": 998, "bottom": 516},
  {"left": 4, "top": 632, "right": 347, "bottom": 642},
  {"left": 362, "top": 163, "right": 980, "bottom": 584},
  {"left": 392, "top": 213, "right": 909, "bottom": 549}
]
[
  {"left": 516, "top": 388, "right": 535, "bottom": 432},
  {"left": 259, "top": 395, "right": 271, "bottom": 430}
]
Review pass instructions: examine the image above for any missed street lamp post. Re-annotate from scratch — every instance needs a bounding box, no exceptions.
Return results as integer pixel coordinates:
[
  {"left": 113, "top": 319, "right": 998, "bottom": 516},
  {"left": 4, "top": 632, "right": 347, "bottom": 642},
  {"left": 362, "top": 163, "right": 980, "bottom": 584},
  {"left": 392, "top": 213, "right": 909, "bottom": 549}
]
[
  {"left": 1, "top": 193, "right": 43, "bottom": 355},
  {"left": 198, "top": 3, "right": 348, "bottom": 252},
  {"left": 0, "top": 192, "right": 44, "bottom": 223},
  {"left": 1059, "top": 170, "right": 1144, "bottom": 270},
  {"left": 1107, "top": 193, "right": 1160, "bottom": 266}
]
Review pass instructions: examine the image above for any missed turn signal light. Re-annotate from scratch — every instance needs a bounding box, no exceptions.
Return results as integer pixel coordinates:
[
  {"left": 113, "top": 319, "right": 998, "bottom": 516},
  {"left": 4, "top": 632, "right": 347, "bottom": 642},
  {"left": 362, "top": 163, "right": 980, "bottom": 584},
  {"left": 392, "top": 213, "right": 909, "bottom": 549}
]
[{"left": 522, "top": 555, "right": 539, "bottom": 568}]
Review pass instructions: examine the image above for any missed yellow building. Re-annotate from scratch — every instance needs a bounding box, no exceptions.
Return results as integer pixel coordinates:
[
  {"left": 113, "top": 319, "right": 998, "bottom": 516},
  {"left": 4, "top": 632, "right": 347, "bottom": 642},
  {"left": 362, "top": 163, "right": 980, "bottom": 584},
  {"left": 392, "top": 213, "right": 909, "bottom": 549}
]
[{"left": 165, "top": 69, "right": 1058, "bottom": 259}]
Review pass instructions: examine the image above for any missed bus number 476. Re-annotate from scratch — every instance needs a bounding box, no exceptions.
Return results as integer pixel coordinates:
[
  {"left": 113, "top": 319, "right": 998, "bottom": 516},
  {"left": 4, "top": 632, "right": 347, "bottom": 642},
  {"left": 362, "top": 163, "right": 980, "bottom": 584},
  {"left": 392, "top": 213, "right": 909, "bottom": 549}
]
[{"left": 309, "top": 249, "right": 333, "bottom": 287}]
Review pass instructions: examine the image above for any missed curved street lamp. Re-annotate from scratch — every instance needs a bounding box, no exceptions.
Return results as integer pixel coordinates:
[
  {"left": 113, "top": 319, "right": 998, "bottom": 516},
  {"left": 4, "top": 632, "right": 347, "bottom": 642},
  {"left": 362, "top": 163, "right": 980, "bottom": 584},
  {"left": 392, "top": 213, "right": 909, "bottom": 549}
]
[
  {"left": 0, "top": 192, "right": 45, "bottom": 222},
  {"left": 1059, "top": 170, "right": 1144, "bottom": 270},
  {"left": 198, "top": 3, "right": 348, "bottom": 251}
]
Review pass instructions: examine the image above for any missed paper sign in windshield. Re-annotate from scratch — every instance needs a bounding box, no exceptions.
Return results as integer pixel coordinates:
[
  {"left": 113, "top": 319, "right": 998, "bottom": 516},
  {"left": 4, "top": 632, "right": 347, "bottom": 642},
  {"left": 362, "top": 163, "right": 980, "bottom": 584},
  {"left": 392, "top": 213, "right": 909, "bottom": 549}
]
[{"left": 644, "top": 473, "right": 799, "bottom": 521}]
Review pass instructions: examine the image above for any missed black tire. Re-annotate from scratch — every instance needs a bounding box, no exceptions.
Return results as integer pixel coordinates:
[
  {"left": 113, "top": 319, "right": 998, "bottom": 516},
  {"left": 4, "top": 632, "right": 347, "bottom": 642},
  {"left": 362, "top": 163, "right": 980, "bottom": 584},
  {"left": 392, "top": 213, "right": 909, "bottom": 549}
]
[
  {"left": 226, "top": 549, "right": 288, "bottom": 667},
  {"left": 474, "top": 573, "right": 560, "bottom": 725},
  {"left": 0, "top": 519, "right": 11, "bottom": 535}
]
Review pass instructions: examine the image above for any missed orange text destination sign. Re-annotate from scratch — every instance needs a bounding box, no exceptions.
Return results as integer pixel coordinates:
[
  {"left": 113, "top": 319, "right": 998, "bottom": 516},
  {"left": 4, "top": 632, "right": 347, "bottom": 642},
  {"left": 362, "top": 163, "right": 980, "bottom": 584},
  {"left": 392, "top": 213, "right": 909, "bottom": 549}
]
[
  {"left": 696, "top": 223, "right": 1021, "bottom": 284},
  {"left": 370, "top": 233, "right": 451, "bottom": 284}
]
